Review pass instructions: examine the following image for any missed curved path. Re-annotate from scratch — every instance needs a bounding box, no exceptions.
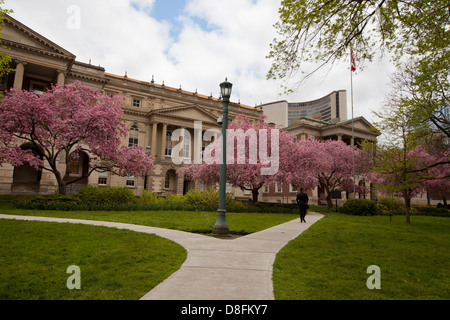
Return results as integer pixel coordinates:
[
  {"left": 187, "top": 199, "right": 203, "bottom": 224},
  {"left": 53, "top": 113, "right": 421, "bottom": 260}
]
[{"left": 0, "top": 212, "right": 323, "bottom": 300}]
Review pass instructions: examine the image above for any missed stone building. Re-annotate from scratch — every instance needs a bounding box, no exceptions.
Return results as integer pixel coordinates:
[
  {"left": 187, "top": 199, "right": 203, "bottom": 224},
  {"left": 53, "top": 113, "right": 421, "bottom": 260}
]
[{"left": 0, "top": 14, "right": 262, "bottom": 196}]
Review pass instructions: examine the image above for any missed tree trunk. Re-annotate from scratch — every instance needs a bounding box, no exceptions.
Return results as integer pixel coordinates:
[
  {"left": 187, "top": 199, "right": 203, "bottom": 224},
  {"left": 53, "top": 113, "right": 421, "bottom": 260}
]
[
  {"left": 324, "top": 184, "right": 332, "bottom": 209},
  {"left": 252, "top": 188, "right": 259, "bottom": 203},
  {"left": 326, "top": 193, "right": 333, "bottom": 210},
  {"left": 58, "top": 180, "right": 67, "bottom": 195},
  {"left": 54, "top": 170, "right": 67, "bottom": 195},
  {"left": 404, "top": 194, "right": 411, "bottom": 224}
]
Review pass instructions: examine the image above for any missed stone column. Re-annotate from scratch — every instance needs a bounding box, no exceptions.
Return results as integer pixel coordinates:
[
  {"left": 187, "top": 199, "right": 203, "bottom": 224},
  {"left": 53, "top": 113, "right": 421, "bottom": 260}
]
[
  {"left": 151, "top": 122, "right": 158, "bottom": 158},
  {"left": 160, "top": 124, "right": 167, "bottom": 161},
  {"left": 194, "top": 127, "right": 202, "bottom": 164},
  {"left": 56, "top": 70, "right": 66, "bottom": 85},
  {"left": 13, "top": 60, "right": 27, "bottom": 90}
]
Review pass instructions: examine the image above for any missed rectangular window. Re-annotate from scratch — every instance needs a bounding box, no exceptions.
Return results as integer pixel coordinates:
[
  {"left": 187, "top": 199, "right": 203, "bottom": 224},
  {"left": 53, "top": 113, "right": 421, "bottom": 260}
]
[
  {"left": 128, "top": 126, "right": 139, "bottom": 147},
  {"left": 275, "top": 183, "right": 282, "bottom": 193},
  {"left": 166, "top": 132, "right": 172, "bottom": 156},
  {"left": 98, "top": 171, "right": 108, "bottom": 185},
  {"left": 263, "top": 185, "right": 269, "bottom": 193},
  {"left": 132, "top": 99, "right": 141, "bottom": 108},
  {"left": 289, "top": 184, "right": 297, "bottom": 193},
  {"left": 30, "top": 80, "right": 47, "bottom": 95},
  {"left": 183, "top": 130, "right": 191, "bottom": 159},
  {"left": 126, "top": 175, "right": 135, "bottom": 187}
]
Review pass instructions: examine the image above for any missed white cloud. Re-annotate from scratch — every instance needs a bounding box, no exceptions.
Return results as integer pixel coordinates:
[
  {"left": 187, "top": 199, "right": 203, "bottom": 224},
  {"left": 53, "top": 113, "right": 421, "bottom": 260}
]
[{"left": 4, "top": 0, "right": 394, "bottom": 124}]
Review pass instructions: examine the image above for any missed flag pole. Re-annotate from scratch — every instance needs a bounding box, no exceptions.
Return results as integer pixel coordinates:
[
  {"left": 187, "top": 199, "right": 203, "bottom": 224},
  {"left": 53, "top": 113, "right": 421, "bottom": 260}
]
[{"left": 350, "top": 46, "right": 356, "bottom": 199}]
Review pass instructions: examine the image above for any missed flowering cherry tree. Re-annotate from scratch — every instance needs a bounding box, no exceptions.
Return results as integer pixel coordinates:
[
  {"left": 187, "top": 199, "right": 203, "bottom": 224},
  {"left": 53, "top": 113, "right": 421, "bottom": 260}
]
[
  {"left": 305, "top": 139, "right": 370, "bottom": 209},
  {"left": 180, "top": 115, "right": 296, "bottom": 202},
  {"left": 414, "top": 146, "right": 450, "bottom": 208},
  {"left": 368, "top": 145, "right": 436, "bottom": 222},
  {"left": 0, "top": 82, "right": 154, "bottom": 194}
]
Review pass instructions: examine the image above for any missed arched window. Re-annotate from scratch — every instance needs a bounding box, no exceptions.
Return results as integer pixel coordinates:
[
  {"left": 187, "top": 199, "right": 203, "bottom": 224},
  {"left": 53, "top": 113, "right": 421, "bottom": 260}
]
[
  {"left": 164, "top": 172, "right": 170, "bottom": 189},
  {"left": 129, "top": 125, "right": 139, "bottom": 147},
  {"left": 164, "top": 170, "right": 176, "bottom": 191}
]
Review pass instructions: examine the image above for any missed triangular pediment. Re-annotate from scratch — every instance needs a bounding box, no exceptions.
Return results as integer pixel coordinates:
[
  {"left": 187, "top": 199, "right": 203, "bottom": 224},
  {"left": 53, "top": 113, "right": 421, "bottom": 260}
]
[
  {"left": 154, "top": 105, "right": 220, "bottom": 124},
  {"left": 1, "top": 14, "right": 76, "bottom": 59},
  {"left": 338, "top": 117, "right": 380, "bottom": 134}
]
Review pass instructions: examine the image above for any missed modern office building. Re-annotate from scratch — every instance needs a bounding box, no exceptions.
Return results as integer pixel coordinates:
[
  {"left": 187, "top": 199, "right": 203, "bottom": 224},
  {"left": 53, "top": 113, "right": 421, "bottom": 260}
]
[{"left": 262, "top": 90, "right": 348, "bottom": 127}]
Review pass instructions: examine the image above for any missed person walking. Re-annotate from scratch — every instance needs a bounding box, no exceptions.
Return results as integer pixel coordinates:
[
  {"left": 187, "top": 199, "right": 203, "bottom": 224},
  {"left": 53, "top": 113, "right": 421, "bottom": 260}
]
[{"left": 296, "top": 188, "right": 309, "bottom": 223}]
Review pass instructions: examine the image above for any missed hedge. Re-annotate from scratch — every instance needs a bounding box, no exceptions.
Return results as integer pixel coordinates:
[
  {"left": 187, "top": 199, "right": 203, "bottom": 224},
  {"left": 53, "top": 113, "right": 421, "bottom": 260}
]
[{"left": 341, "top": 199, "right": 380, "bottom": 216}]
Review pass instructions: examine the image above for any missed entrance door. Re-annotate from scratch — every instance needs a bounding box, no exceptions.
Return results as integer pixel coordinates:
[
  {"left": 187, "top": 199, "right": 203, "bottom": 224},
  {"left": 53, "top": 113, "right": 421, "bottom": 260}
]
[
  {"left": 12, "top": 145, "right": 42, "bottom": 194},
  {"left": 183, "top": 179, "right": 192, "bottom": 195}
]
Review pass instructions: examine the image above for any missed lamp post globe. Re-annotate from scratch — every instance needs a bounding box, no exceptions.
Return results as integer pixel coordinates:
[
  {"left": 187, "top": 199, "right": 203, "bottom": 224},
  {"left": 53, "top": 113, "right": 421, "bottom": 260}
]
[{"left": 220, "top": 78, "right": 233, "bottom": 100}]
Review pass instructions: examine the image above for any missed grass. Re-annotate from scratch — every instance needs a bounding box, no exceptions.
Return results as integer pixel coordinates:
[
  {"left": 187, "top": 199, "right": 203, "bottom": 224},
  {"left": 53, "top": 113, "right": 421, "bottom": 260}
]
[
  {"left": 273, "top": 212, "right": 450, "bottom": 300},
  {"left": 0, "top": 219, "right": 186, "bottom": 300},
  {"left": 0, "top": 194, "right": 297, "bottom": 300},
  {"left": 0, "top": 195, "right": 298, "bottom": 235},
  {"left": 1, "top": 195, "right": 449, "bottom": 300}
]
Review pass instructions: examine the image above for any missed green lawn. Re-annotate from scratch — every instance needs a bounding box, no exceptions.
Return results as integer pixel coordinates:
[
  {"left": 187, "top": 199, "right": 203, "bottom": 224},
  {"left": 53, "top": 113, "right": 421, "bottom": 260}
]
[
  {"left": 273, "top": 212, "right": 450, "bottom": 300},
  {"left": 0, "top": 219, "right": 186, "bottom": 300},
  {"left": 0, "top": 195, "right": 298, "bottom": 235},
  {"left": 0, "top": 195, "right": 298, "bottom": 300},
  {"left": 1, "top": 195, "right": 449, "bottom": 300}
]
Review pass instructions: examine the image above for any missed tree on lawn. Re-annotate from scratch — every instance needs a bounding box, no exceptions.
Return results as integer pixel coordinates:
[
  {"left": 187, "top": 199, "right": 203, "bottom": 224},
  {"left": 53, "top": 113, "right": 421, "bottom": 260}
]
[
  {"left": 0, "top": 82, "right": 154, "bottom": 194},
  {"left": 179, "top": 115, "right": 296, "bottom": 202},
  {"left": 277, "top": 138, "right": 320, "bottom": 192},
  {"left": 418, "top": 146, "right": 450, "bottom": 208},
  {"left": 310, "top": 139, "right": 370, "bottom": 210},
  {"left": 369, "top": 146, "right": 426, "bottom": 223},
  {"left": 368, "top": 79, "right": 446, "bottom": 223}
]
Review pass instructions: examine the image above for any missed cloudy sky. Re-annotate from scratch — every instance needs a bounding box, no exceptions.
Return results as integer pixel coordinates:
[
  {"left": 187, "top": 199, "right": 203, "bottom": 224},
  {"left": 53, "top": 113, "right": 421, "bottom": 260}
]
[{"left": 5, "top": 0, "right": 396, "bottom": 124}]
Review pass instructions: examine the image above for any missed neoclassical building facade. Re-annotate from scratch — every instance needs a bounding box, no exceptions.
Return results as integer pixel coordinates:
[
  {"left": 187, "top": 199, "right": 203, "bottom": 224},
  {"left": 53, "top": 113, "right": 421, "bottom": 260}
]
[{"left": 0, "top": 15, "right": 262, "bottom": 196}]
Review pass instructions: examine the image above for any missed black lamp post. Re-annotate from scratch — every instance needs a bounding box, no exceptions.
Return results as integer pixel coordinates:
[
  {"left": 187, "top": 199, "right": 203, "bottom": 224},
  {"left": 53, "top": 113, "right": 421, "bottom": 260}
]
[{"left": 212, "top": 78, "right": 232, "bottom": 236}]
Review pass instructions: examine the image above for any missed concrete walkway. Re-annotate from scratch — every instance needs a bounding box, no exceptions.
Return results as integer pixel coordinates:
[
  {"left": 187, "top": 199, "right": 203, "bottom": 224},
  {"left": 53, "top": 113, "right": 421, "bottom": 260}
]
[{"left": 0, "top": 212, "right": 323, "bottom": 300}]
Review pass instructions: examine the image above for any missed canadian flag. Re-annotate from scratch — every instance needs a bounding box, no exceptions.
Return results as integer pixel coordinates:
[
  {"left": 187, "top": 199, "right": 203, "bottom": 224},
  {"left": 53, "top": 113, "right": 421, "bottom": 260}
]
[{"left": 351, "top": 47, "right": 356, "bottom": 72}]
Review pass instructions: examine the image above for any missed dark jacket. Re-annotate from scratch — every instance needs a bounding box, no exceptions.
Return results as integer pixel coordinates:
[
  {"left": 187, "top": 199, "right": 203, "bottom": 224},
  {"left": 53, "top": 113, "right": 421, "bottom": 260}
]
[{"left": 296, "top": 191, "right": 309, "bottom": 208}]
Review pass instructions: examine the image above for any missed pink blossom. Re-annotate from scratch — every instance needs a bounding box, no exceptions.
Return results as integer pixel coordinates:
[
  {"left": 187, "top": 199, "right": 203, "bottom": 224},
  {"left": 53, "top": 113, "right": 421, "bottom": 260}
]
[{"left": 0, "top": 81, "right": 154, "bottom": 194}]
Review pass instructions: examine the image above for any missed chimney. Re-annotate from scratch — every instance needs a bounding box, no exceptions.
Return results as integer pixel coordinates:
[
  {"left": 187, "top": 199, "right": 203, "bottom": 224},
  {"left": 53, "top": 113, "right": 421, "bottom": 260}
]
[
  {"left": 331, "top": 117, "right": 341, "bottom": 124},
  {"left": 313, "top": 113, "right": 322, "bottom": 120}
]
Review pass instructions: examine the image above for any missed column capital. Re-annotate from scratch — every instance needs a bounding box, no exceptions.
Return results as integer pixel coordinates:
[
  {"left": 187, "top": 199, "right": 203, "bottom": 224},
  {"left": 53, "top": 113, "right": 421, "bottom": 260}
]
[{"left": 14, "top": 59, "right": 28, "bottom": 66}]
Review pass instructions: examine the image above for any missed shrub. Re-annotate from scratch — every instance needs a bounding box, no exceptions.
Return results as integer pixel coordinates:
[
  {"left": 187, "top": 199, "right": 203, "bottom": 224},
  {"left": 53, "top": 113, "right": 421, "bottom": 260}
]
[
  {"left": 165, "top": 193, "right": 187, "bottom": 206},
  {"left": 377, "top": 197, "right": 404, "bottom": 213},
  {"left": 412, "top": 205, "right": 450, "bottom": 217},
  {"left": 12, "top": 194, "right": 80, "bottom": 210},
  {"left": 137, "top": 190, "right": 164, "bottom": 205},
  {"left": 184, "top": 188, "right": 232, "bottom": 210},
  {"left": 76, "top": 186, "right": 136, "bottom": 205},
  {"left": 341, "top": 199, "right": 380, "bottom": 216}
]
